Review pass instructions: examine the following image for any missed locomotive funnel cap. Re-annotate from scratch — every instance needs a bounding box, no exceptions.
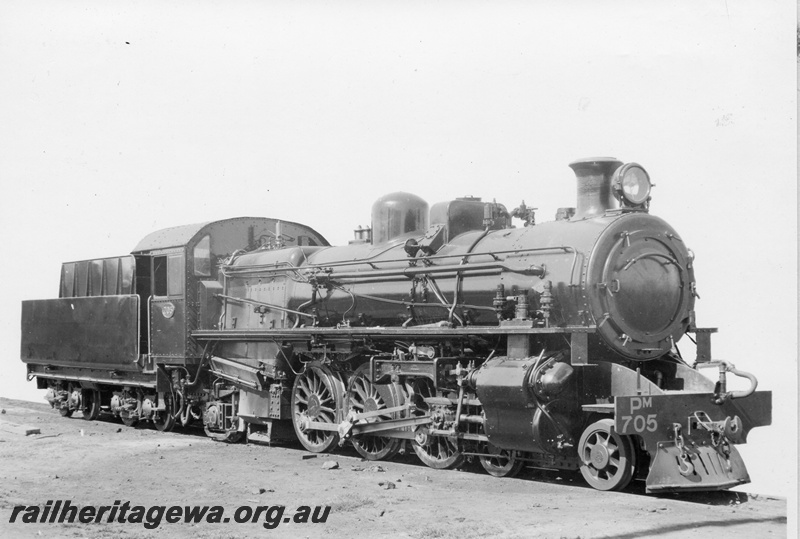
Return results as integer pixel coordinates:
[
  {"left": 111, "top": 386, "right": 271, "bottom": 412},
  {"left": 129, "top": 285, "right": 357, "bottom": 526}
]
[{"left": 568, "top": 157, "right": 623, "bottom": 219}]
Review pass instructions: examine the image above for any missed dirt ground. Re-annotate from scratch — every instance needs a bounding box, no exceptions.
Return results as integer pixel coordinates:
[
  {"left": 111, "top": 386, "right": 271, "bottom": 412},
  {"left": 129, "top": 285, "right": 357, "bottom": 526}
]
[{"left": 0, "top": 397, "right": 787, "bottom": 539}]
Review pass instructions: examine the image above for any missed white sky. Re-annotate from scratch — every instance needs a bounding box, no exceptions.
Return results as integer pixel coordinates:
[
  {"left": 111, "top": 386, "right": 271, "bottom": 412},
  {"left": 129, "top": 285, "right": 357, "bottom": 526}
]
[{"left": 0, "top": 0, "right": 796, "bottom": 508}]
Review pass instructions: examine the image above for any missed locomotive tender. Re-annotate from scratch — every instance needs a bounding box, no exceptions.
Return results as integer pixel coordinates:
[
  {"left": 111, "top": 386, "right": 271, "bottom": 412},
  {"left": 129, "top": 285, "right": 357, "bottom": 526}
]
[{"left": 21, "top": 158, "right": 772, "bottom": 493}]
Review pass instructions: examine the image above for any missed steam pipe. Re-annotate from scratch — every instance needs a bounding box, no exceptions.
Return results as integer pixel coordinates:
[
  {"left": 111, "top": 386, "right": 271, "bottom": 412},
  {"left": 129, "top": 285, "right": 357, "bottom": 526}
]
[{"left": 317, "top": 260, "right": 544, "bottom": 281}]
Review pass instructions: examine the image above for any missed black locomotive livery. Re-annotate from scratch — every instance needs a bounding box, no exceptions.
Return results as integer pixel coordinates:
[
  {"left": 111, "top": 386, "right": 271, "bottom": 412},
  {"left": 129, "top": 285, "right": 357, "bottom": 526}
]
[{"left": 21, "top": 158, "right": 771, "bottom": 492}]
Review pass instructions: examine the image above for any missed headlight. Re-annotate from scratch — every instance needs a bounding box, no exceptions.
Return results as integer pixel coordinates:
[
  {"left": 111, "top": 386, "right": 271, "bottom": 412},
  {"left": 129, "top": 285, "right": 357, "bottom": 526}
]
[{"left": 612, "top": 163, "right": 651, "bottom": 206}]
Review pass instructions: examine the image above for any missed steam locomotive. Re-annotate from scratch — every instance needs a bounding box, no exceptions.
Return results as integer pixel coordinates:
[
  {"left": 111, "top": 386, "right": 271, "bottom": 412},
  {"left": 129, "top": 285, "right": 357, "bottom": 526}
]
[{"left": 21, "top": 158, "right": 771, "bottom": 493}]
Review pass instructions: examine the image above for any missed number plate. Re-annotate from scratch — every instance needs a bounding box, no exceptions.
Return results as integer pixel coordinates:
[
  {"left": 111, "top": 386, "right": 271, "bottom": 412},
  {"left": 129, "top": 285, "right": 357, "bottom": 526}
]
[
  {"left": 614, "top": 395, "right": 659, "bottom": 434},
  {"left": 615, "top": 396, "right": 659, "bottom": 435}
]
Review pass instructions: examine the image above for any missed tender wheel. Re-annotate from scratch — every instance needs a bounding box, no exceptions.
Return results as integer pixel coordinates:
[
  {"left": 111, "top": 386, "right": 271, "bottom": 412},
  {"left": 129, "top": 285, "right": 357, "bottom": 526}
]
[
  {"left": 347, "top": 363, "right": 402, "bottom": 461},
  {"left": 81, "top": 389, "right": 101, "bottom": 421},
  {"left": 292, "top": 363, "right": 343, "bottom": 453},
  {"left": 408, "top": 379, "right": 463, "bottom": 469},
  {"left": 153, "top": 395, "right": 176, "bottom": 432},
  {"left": 578, "top": 419, "right": 636, "bottom": 491},
  {"left": 479, "top": 445, "right": 524, "bottom": 478}
]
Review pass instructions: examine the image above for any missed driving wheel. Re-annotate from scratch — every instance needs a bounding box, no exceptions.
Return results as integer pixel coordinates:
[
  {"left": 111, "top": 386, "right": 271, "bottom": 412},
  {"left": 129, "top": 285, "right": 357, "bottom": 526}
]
[
  {"left": 347, "top": 363, "right": 402, "bottom": 461},
  {"left": 292, "top": 363, "right": 343, "bottom": 453},
  {"left": 408, "top": 379, "right": 463, "bottom": 469}
]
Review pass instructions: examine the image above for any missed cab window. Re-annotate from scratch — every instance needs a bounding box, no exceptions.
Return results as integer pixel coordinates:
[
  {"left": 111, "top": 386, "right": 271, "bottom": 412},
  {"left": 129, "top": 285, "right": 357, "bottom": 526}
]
[
  {"left": 193, "top": 235, "right": 212, "bottom": 277},
  {"left": 153, "top": 255, "right": 184, "bottom": 297}
]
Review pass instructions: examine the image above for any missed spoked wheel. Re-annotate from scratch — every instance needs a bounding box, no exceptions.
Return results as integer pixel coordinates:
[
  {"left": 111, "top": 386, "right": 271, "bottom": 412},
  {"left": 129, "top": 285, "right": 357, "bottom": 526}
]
[
  {"left": 81, "top": 389, "right": 101, "bottom": 421},
  {"left": 479, "top": 444, "right": 524, "bottom": 478},
  {"left": 408, "top": 379, "right": 463, "bottom": 470},
  {"left": 58, "top": 407, "right": 74, "bottom": 418},
  {"left": 292, "top": 363, "right": 343, "bottom": 453},
  {"left": 578, "top": 419, "right": 636, "bottom": 491},
  {"left": 153, "top": 395, "right": 176, "bottom": 432},
  {"left": 413, "top": 430, "right": 464, "bottom": 469},
  {"left": 347, "top": 363, "right": 402, "bottom": 461}
]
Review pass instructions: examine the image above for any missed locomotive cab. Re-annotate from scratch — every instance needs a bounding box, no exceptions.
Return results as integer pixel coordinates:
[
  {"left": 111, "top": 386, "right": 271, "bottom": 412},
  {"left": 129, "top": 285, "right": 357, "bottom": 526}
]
[{"left": 131, "top": 218, "right": 330, "bottom": 365}]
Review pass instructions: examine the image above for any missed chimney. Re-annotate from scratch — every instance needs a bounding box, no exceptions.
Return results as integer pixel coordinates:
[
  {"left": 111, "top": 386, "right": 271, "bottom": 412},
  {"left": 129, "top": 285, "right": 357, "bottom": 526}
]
[{"left": 568, "top": 157, "right": 623, "bottom": 219}]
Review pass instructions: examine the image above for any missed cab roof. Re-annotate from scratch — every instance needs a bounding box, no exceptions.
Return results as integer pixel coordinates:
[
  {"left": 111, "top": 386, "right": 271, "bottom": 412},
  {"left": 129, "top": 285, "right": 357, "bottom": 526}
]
[{"left": 131, "top": 217, "right": 329, "bottom": 253}]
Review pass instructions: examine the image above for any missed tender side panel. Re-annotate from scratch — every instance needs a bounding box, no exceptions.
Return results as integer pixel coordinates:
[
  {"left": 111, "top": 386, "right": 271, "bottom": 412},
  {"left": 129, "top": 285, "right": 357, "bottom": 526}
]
[{"left": 21, "top": 295, "right": 140, "bottom": 371}]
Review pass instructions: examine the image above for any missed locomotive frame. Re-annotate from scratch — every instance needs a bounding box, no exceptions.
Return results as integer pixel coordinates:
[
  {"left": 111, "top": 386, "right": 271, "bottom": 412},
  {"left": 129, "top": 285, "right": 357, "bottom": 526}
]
[{"left": 20, "top": 157, "right": 772, "bottom": 493}]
